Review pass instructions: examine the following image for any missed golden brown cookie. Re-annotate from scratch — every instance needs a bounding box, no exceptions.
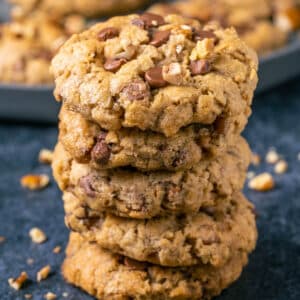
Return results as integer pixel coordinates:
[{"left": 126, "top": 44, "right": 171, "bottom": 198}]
[
  {"left": 0, "top": 13, "right": 85, "bottom": 84},
  {"left": 52, "top": 137, "right": 250, "bottom": 219},
  {"left": 64, "top": 193, "right": 257, "bottom": 268},
  {"left": 62, "top": 232, "right": 253, "bottom": 300},
  {"left": 58, "top": 106, "right": 245, "bottom": 171},
  {"left": 52, "top": 14, "right": 258, "bottom": 137},
  {"left": 10, "top": 0, "right": 149, "bottom": 19}
]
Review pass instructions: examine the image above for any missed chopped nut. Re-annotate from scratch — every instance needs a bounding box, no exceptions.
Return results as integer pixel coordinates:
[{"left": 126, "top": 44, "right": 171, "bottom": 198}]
[
  {"left": 275, "top": 8, "right": 300, "bottom": 32},
  {"left": 62, "top": 292, "right": 69, "bottom": 298},
  {"left": 251, "top": 153, "right": 261, "bottom": 166},
  {"left": 29, "top": 228, "right": 47, "bottom": 244},
  {"left": 44, "top": 292, "right": 57, "bottom": 300},
  {"left": 27, "top": 258, "right": 34, "bottom": 265},
  {"left": 247, "top": 171, "right": 256, "bottom": 179},
  {"left": 190, "top": 38, "right": 215, "bottom": 60},
  {"left": 38, "top": 149, "right": 54, "bottom": 164},
  {"left": 37, "top": 265, "right": 51, "bottom": 282},
  {"left": 274, "top": 160, "right": 288, "bottom": 174},
  {"left": 25, "top": 294, "right": 32, "bottom": 299},
  {"left": 53, "top": 246, "right": 61, "bottom": 254},
  {"left": 8, "top": 272, "right": 28, "bottom": 290},
  {"left": 0, "top": 236, "right": 5, "bottom": 243},
  {"left": 266, "top": 149, "right": 280, "bottom": 164},
  {"left": 21, "top": 174, "right": 50, "bottom": 190},
  {"left": 162, "top": 63, "right": 182, "bottom": 85},
  {"left": 248, "top": 172, "right": 275, "bottom": 191}
]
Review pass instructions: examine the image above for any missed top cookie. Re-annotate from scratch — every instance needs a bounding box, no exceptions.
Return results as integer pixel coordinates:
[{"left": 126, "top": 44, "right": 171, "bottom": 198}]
[{"left": 52, "top": 14, "right": 258, "bottom": 137}]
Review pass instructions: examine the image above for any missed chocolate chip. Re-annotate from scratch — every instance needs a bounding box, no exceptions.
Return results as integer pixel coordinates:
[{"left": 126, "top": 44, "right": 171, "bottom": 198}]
[
  {"left": 124, "top": 257, "right": 148, "bottom": 270},
  {"left": 145, "top": 66, "right": 168, "bottom": 88},
  {"left": 104, "top": 58, "right": 127, "bottom": 72},
  {"left": 91, "top": 133, "right": 111, "bottom": 164},
  {"left": 193, "top": 29, "right": 218, "bottom": 43},
  {"left": 97, "top": 27, "right": 119, "bottom": 41},
  {"left": 121, "top": 79, "right": 150, "bottom": 101},
  {"left": 190, "top": 60, "right": 211, "bottom": 76},
  {"left": 214, "top": 116, "right": 227, "bottom": 134},
  {"left": 150, "top": 30, "right": 170, "bottom": 47},
  {"left": 79, "top": 175, "right": 96, "bottom": 198},
  {"left": 132, "top": 13, "right": 165, "bottom": 29}
]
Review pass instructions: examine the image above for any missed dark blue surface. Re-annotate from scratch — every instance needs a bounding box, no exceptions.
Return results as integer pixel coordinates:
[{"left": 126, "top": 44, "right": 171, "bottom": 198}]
[{"left": 0, "top": 78, "right": 300, "bottom": 300}]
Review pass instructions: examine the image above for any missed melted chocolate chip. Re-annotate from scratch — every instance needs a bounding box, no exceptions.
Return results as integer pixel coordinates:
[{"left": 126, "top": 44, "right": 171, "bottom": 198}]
[
  {"left": 145, "top": 66, "right": 168, "bottom": 88},
  {"left": 132, "top": 13, "right": 165, "bottom": 29},
  {"left": 121, "top": 79, "right": 150, "bottom": 101},
  {"left": 190, "top": 60, "right": 211, "bottom": 76},
  {"left": 98, "top": 27, "right": 119, "bottom": 41},
  {"left": 79, "top": 175, "right": 96, "bottom": 198},
  {"left": 193, "top": 29, "right": 218, "bottom": 43},
  {"left": 104, "top": 58, "right": 127, "bottom": 72},
  {"left": 150, "top": 30, "right": 170, "bottom": 47},
  {"left": 91, "top": 133, "right": 111, "bottom": 164}
]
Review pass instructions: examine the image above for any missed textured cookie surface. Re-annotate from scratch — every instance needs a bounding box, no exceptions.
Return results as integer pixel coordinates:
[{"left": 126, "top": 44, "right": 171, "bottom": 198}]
[
  {"left": 52, "top": 14, "right": 258, "bottom": 137},
  {"left": 59, "top": 106, "right": 243, "bottom": 171},
  {"left": 64, "top": 193, "right": 257, "bottom": 267},
  {"left": 10, "top": 0, "right": 149, "bottom": 18},
  {"left": 149, "top": 0, "right": 287, "bottom": 54},
  {"left": 53, "top": 137, "right": 250, "bottom": 219},
  {"left": 0, "top": 14, "right": 84, "bottom": 84},
  {"left": 62, "top": 232, "right": 251, "bottom": 300}
]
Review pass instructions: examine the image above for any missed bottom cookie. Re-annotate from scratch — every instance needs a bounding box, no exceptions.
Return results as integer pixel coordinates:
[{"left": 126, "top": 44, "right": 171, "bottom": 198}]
[{"left": 63, "top": 233, "right": 250, "bottom": 300}]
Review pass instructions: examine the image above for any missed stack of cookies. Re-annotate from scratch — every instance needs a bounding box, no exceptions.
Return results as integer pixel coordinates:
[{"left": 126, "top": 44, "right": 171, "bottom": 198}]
[{"left": 51, "top": 13, "right": 259, "bottom": 300}]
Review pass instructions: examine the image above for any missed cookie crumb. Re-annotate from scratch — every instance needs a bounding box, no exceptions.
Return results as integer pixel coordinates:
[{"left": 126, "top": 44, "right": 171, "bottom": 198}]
[
  {"left": 24, "top": 294, "right": 32, "bottom": 299},
  {"left": 27, "top": 258, "right": 34, "bottom": 265},
  {"left": 44, "top": 292, "right": 57, "bottom": 300},
  {"left": 251, "top": 153, "right": 261, "bottom": 165},
  {"left": 8, "top": 271, "right": 28, "bottom": 290},
  {"left": 248, "top": 172, "right": 275, "bottom": 191},
  {"left": 21, "top": 174, "right": 50, "bottom": 190},
  {"left": 247, "top": 171, "right": 256, "bottom": 179},
  {"left": 37, "top": 265, "right": 51, "bottom": 282},
  {"left": 62, "top": 292, "right": 69, "bottom": 298},
  {"left": 266, "top": 149, "right": 279, "bottom": 164},
  {"left": 274, "top": 160, "right": 288, "bottom": 174},
  {"left": 29, "top": 228, "right": 47, "bottom": 244},
  {"left": 0, "top": 236, "right": 5, "bottom": 243},
  {"left": 39, "top": 149, "right": 54, "bottom": 164},
  {"left": 53, "top": 246, "right": 61, "bottom": 254}
]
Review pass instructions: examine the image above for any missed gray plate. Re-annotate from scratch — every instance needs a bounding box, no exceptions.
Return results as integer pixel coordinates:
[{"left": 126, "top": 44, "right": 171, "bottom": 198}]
[{"left": 1, "top": 0, "right": 300, "bottom": 123}]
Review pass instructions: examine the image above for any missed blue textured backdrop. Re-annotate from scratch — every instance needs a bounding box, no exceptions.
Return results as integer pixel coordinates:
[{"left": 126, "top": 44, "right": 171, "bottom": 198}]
[{"left": 0, "top": 78, "right": 300, "bottom": 299}]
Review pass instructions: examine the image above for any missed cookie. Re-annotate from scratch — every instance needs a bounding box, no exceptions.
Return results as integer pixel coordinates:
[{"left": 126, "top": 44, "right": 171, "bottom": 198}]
[
  {"left": 0, "top": 14, "right": 85, "bottom": 84},
  {"left": 62, "top": 232, "right": 252, "bottom": 300},
  {"left": 52, "top": 14, "right": 258, "bottom": 137},
  {"left": 149, "top": 1, "right": 287, "bottom": 54},
  {"left": 10, "top": 0, "right": 149, "bottom": 19},
  {"left": 52, "top": 137, "right": 250, "bottom": 219},
  {"left": 64, "top": 192, "right": 257, "bottom": 267},
  {"left": 58, "top": 106, "right": 245, "bottom": 171}
]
